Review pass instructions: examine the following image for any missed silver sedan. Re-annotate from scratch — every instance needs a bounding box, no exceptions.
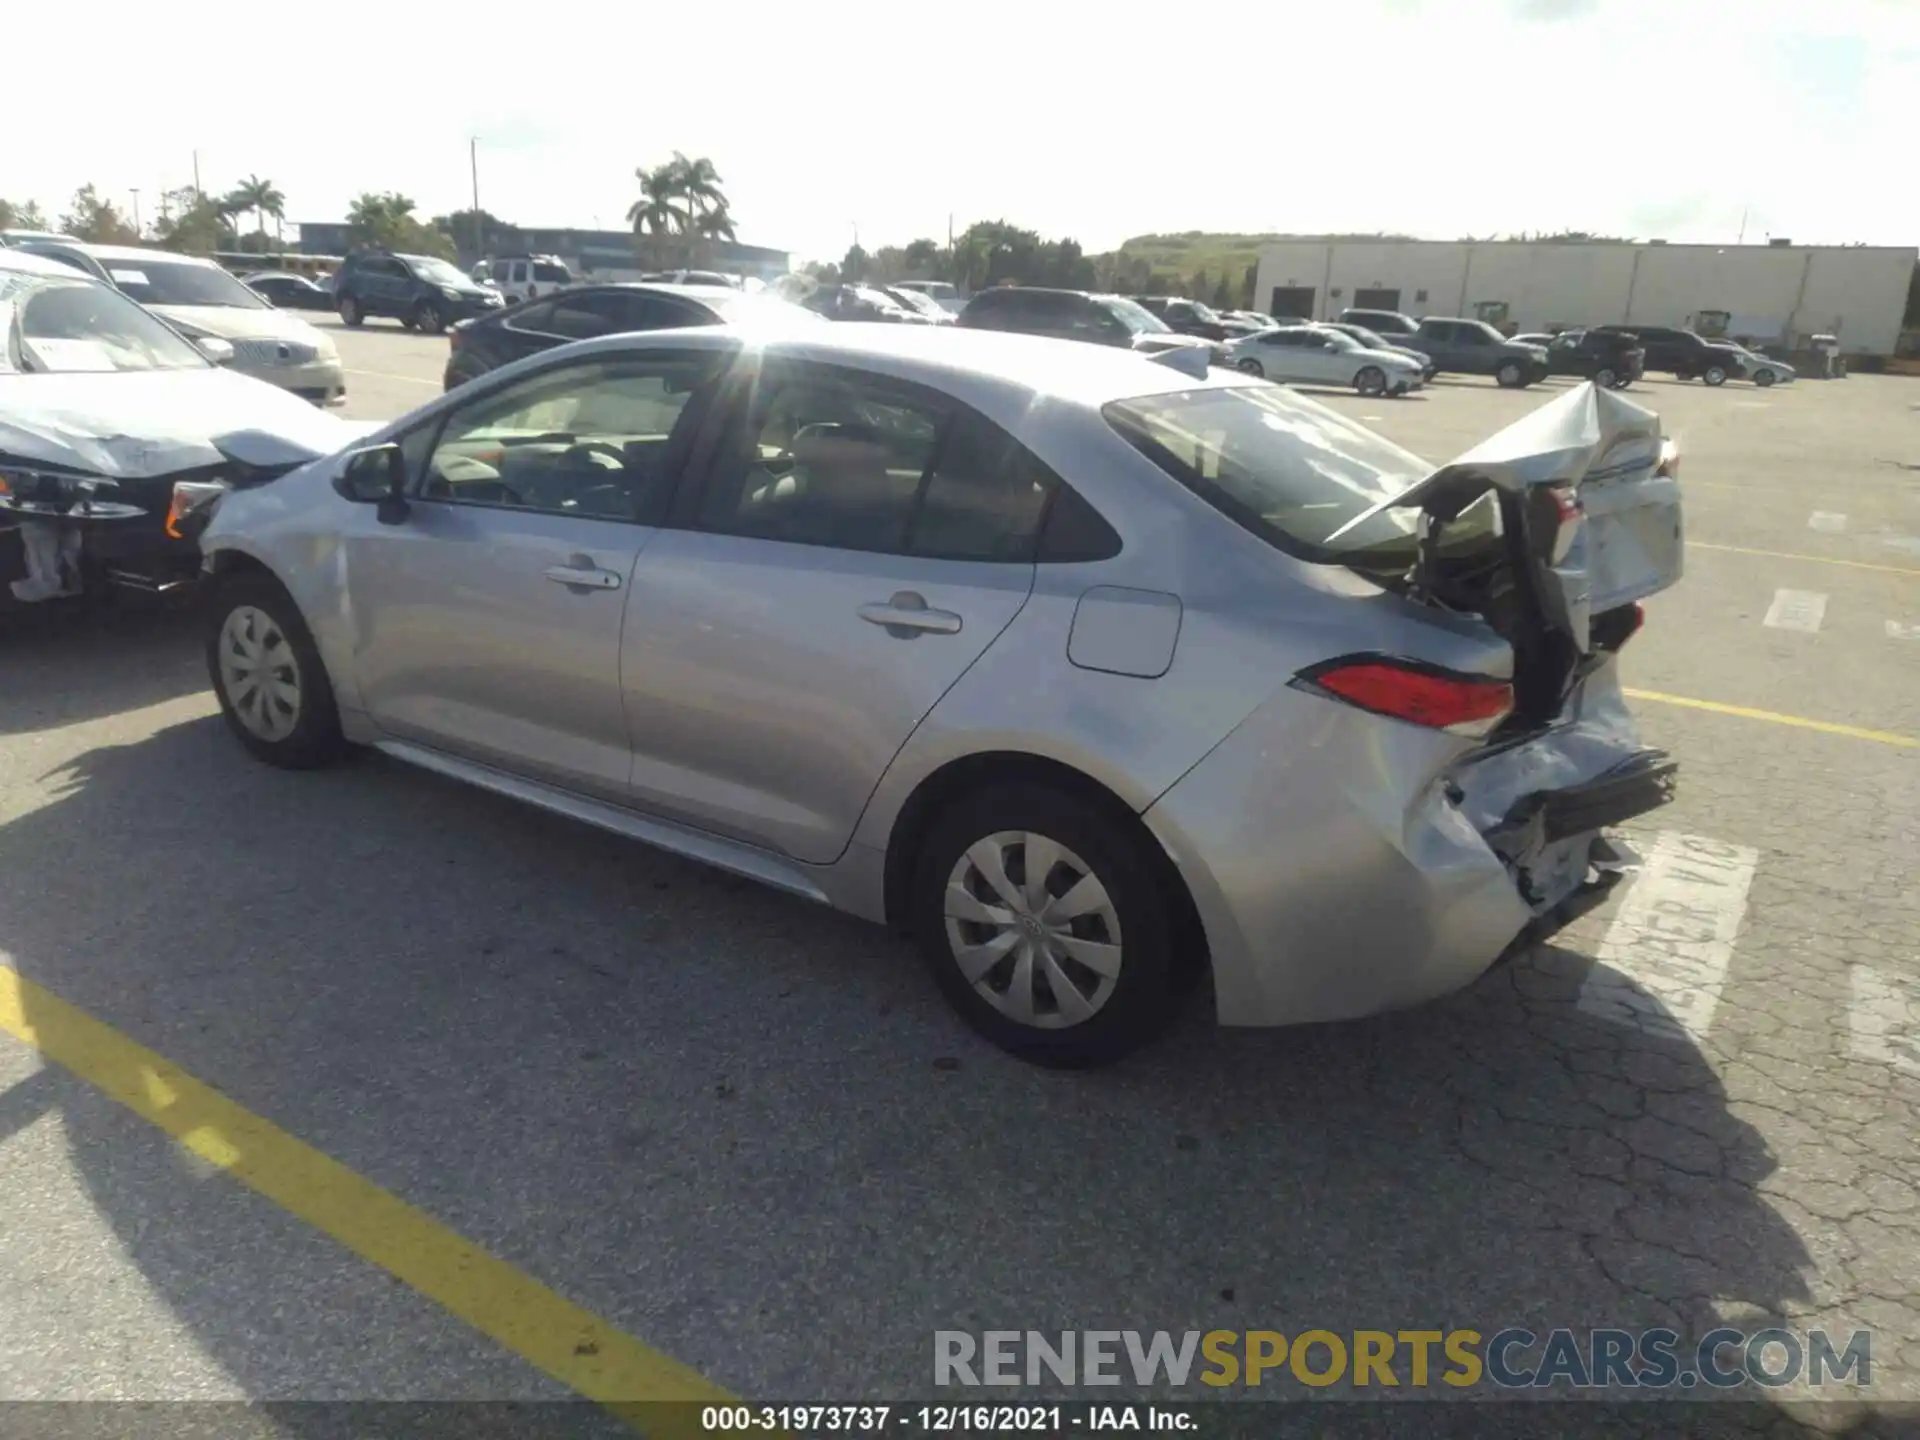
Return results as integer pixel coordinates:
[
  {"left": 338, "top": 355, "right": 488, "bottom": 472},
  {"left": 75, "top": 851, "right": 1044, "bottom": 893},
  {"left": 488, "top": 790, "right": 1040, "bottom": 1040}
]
[{"left": 198, "top": 325, "right": 1685, "bottom": 1067}]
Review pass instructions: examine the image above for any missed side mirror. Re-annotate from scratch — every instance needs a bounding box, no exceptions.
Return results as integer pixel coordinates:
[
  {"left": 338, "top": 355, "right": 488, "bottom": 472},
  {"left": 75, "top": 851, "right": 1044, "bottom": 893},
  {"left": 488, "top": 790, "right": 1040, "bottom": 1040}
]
[
  {"left": 196, "top": 336, "right": 236, "bottom": 366},
  {"left": 334, "top": 443, "right": 410, "bottom": 523}
]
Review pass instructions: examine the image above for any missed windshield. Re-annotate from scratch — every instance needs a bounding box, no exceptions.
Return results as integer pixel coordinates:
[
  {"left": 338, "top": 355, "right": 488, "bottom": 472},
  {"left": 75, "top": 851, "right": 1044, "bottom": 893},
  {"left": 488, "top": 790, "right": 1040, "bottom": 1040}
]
[
  {"left": 1104, "top": 384, "right": 1458, "bottom": 558},
  {"left": 533, "top": 261, "right": 571, "bottom": 283},
  {"left": 1184, "top": 301, "right": 1223, "bottom": 322},
  {"left": 406, "top": 255, "right": 470, "bottom": 287},
  {"left": 1346, "top": 326, "right": 1390, "bottom": 348},
  {"left": 104, "top": 258, "right": 267, "bottom": 310},
  {"left": 3, "top": 272, "right": 209, "bottom": 373},
  {"left": 1096, "top": 296, "right": 1171, "bottom": 334},
  {"left": 708, "top": 292, "right": 828, "bottom": 325}
]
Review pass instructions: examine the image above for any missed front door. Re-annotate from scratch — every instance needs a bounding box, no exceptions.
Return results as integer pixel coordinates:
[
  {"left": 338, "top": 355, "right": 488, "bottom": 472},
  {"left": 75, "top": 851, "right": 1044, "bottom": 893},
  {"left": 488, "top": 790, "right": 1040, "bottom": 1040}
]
[
  {"left": 618, "top": 361, "right": 1047, "bottom": 863},
  {"left": 343, "top": 348, "right": 724, "bottom": 800}
]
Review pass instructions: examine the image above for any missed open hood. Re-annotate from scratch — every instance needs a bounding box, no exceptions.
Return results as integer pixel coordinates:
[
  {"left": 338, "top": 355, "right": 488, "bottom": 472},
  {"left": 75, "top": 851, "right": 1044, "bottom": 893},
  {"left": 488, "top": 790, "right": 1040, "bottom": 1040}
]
[{"left": 0, "top": 367, "right": 362, "bottom": 478}]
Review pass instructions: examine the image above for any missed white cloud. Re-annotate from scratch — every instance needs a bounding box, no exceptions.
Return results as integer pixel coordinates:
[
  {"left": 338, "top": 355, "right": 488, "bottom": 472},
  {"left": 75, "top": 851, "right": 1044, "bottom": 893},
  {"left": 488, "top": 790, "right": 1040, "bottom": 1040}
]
[{"left": 6, "top": 0, "right": 1914, "bottom": 263}]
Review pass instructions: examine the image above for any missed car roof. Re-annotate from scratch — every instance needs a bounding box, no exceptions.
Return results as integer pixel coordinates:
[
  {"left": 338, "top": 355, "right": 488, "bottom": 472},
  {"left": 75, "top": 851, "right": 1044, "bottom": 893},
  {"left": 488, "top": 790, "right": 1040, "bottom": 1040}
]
[
  {"left": 555, "top": 323, "right": 1251, "bottom": 414},
  {"left": 0, "top": 248, "right": 104, "bottom": 280},
  {"left": 32, "top": 240, "right": 215, "bottom": 267}
]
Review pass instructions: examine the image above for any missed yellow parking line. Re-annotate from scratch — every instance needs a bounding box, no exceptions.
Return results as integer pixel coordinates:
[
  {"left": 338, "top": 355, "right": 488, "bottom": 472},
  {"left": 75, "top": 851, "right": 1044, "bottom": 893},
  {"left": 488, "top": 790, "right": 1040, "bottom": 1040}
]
[
  {"left": 1689, "top": 541, "right": 1920, "bottom": 577},
  {"left": 1624, "top": 689, "right": 1919, "bottom": 749},
  {"left": 0, "top": 964, "right": 732, "bottom": 1430}
]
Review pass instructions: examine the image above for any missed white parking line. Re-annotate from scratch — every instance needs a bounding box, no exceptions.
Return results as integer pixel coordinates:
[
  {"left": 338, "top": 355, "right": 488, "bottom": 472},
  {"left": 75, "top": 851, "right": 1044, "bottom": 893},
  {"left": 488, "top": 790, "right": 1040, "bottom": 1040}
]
[
  {"left": 346, "top": 368, "right": 440, "bottom": 386},
  {"left": 1762, "top": 589, "right": 1828, "bottom": 633},
  {"left": 1888, "top": 621, "right": 1920, "bottom": 641},
  {"left": 1808, "top": 511, "right": 1849, "bottom": 534},
  {"left": 1846, "top": 968, "right": 1920, "bottom": 1080},
  {"left": 1576, "top": 832, "right": 1760, "bottom": 1044}
]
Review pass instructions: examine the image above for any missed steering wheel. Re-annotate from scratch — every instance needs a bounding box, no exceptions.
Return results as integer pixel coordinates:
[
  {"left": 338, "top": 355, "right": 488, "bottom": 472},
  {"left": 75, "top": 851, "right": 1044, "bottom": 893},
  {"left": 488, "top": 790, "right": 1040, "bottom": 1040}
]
[{"left": 561, "top": 441, "right": 628, "bottom": 470}]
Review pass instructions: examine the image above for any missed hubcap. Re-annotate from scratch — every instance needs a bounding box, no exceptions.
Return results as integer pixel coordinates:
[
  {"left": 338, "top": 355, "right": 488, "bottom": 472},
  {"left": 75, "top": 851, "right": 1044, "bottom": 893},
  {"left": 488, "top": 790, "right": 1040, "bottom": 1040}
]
[
  {"left": 218, "top": 605, "right": 302, "bottom": 742},
  {"left": 943, "top": 831, "right": 1123, "bottom": 1030}
]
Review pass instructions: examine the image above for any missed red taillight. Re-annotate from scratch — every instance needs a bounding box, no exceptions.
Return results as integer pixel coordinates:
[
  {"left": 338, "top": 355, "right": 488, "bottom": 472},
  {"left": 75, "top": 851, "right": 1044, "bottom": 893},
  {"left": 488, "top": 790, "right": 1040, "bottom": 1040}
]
[{"left": 1300, "top": 657, "right": 1514, "bottom": 736}]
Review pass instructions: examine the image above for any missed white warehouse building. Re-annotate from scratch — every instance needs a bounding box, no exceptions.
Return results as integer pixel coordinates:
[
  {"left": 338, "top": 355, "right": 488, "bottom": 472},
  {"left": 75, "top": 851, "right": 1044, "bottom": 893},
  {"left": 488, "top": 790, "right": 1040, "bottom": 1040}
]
[{"left": 1252, "top": 239, "right": 1916, "bottom": 356}]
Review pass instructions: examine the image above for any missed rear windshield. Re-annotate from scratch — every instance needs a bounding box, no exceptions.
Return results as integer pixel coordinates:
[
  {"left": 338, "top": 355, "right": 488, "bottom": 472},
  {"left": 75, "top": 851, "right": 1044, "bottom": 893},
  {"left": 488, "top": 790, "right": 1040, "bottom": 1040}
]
[{"left": 1103, "top": 385, "right": 1437, "bottom": 558}]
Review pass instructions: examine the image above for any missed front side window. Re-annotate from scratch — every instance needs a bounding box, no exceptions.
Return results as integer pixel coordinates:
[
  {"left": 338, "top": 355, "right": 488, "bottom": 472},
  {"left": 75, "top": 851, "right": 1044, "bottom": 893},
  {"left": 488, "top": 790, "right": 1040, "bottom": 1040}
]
[
  {"left": 1104, "top": 384, "right": 1450, "bottom": 561},
  {"left": 8, "top": 275, "right": 209, "bottom": 373},
  {"left": 419, "top": 353, "right": 724, "bottom": 524}
]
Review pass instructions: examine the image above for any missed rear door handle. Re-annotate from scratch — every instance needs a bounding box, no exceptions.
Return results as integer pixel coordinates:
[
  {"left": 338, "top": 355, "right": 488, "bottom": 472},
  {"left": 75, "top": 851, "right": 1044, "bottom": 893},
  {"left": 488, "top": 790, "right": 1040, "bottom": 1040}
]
[
  {"left": 858, "top": 591, "right": 962, "bottom": 636},
  {"left": 544, "top": 557, "right": 623, "bottom": 591}
]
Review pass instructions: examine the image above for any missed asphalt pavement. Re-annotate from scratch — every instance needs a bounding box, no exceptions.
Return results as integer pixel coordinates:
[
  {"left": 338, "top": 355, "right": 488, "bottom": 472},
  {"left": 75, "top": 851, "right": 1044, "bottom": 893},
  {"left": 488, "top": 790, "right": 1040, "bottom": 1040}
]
[{"left": 2, "top": 326, "right": 1917, "bottom": 1433}]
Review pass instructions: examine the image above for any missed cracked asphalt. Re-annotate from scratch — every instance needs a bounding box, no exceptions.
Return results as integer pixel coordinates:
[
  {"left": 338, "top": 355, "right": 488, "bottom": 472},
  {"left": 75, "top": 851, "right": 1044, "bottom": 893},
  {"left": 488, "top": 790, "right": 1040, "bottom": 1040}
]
[{"left": 2, "top": 322, "right": 1916, "bottom": 1435}]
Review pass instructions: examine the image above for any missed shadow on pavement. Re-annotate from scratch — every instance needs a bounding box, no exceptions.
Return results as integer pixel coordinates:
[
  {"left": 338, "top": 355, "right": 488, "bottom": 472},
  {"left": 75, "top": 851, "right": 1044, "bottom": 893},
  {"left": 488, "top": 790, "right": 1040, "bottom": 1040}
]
[
  {"left": 0, "top": 600, "right": 208, "bottom": 736},
  {"left": 0, "top": 716, "right": 1895, "bottom": 1432}
]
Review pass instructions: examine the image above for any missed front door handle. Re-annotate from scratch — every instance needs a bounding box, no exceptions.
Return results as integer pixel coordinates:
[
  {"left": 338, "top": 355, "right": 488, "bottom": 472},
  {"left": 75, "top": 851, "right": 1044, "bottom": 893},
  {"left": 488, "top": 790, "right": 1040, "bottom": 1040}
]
[
  {"left": 858, "top": 591, "right": 962, "bottom": 637},
  {"left": 544, "top": 556, "right": 623, "bottom": 591}
]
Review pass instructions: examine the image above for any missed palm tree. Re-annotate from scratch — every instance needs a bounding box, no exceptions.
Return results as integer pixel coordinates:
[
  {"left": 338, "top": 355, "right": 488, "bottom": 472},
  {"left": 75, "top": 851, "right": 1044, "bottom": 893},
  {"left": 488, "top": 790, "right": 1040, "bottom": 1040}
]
[
  {"left": 669, "top": 153, "right": 728, "bottom": 228},
  {"left": 229, "top": 174, "right": 285, "bottom": 241}
]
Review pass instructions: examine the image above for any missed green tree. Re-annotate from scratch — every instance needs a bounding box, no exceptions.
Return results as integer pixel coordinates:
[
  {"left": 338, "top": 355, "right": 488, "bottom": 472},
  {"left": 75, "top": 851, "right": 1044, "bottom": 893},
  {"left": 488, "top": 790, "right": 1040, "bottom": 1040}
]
[
  {"left": 151, "top": 187, "right": 237, "bottom": 253},
  {"left": 227, "top": 174, "right": 285, "bottom": 241},
  {"left": 0, "top": 198, "right": 52, "bottom": 231},
  {"left": 1241, "top": 263, "right": 1258, "bottom": 310},
  {"left": 627, "top": 163, "right": 684, "bottom": 268},
  {"left": 1212, "top": 275, "right": 1234, "bottom": 310},
  {"left": 59, "top": 185, "right": 139, "bottom": 244},
  {"left": 346, "top": 191, "right": 453, "bottom": 258},
  {"left": 842, "top": 243, "right": 870, "bottom": 282},
  {"left": 437, "top": 208, "right": 520, "bottom": 258},
  {"left": 902, "top": 238, "right": 941, "bottom": 275}
]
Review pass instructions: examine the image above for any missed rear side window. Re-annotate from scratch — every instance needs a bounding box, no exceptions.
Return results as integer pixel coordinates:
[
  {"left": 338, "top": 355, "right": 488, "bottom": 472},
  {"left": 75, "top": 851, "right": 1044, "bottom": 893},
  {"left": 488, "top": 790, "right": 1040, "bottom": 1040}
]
[
  {"left": 910, "top": 410, "right": 1051, "bottom": 562},
  {"left": 1103, "top": 385, "right": 1434, "bottom": 561}
]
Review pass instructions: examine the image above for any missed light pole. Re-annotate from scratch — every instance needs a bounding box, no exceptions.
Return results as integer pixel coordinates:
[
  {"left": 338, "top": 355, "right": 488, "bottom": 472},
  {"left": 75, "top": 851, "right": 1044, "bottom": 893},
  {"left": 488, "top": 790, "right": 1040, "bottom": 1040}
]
[
  {"left": 469, "top": 138, "right": 482, "bottom": 260},
  {"left": 130, "top": 189, "right": 142, "bottom": 236}
]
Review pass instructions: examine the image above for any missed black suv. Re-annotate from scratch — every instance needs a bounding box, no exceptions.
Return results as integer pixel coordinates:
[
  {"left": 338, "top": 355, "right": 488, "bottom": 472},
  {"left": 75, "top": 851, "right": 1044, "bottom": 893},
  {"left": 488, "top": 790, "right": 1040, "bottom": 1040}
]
[
  {"left": 1539, "top": 328, "right": 1645, "bottom": 388},
  {"left": 1132, "top": 296, "right": 1231, "bottom": 342},
  {"left": 956, "top": 287, "right": 1215, "bottom": 361},
  {"left": 1591, "top": 324, "right": 1743, "bottom": 385},
  {"left": 333, "top": 250, "right": 504, "bottom": 333}
]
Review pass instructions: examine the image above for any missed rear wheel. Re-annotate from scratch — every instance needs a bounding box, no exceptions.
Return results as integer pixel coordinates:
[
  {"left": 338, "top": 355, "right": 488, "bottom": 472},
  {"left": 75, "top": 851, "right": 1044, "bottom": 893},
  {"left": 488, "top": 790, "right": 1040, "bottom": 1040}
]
[
  {"left": 205, "top": 575, "right": 347, "bottom": 770},
  {"left": 910, "top": 785, "right": 1188, "bottom": 1068},
  {"left": 338, "top": 295, "right": 363, "bottom": 327},
  {"left": 1703, "top": 364, "right": 1728, "bottom": 386},
  {"left": 1495, "top": 360, "right": 1526, "bottom": 388},
  {"left": 1234, "top": 357, "right": 1265, "bottom": 377},
  {"left": 1592, "top": 366, "right": 1617, "bottom": 388},
  {"left": 1354, "top": 365, "right": 1386, "bottom": 396}
]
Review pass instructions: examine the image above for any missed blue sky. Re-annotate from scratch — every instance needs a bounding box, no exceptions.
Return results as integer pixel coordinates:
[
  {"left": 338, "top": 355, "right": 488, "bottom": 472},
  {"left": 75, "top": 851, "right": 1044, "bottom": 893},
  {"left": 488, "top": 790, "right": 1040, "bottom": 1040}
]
[{"left": 8, "top": 0, "right": 1914, "bottom": 263}]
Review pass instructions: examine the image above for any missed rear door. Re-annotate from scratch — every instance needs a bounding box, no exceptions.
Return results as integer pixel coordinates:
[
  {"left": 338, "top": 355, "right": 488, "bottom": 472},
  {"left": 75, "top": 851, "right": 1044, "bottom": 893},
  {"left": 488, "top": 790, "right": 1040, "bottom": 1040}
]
[{"left": 615, "top": 358, "right": 1045, "bottom": 863}]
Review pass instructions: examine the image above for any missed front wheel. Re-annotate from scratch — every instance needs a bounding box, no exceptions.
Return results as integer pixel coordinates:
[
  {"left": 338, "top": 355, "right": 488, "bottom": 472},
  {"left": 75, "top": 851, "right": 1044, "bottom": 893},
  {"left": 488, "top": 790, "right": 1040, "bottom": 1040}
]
[
  {"left": 910, "top": 785, "right": 1189, "bottom": 1068},
  {"left": 1495, "top": 360, "right": 1527, "bottom": 388},
  {"left": 1354, "top": 365, "right": 1387, "bottom": 396},
  {"left": 413, "top": 301, "right": 445, "bottom": 335},
  {"left": 1234, "top": 357, "right": 1265, "bottom": 377},
  {"left": 1754, "top": 368, "right": 1776, "bottom": 387},
  {"left": 1703, "top": 364, "right": 1728, "bottom": 386},
  {"left": 205, "top": 575, "right": 347, "bottom": 770}
]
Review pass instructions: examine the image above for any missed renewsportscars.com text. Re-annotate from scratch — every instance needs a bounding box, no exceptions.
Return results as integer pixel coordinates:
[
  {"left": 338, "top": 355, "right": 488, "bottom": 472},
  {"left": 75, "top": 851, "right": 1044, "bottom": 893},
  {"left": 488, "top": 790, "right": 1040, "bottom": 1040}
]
[{"left": 934, "top": 1328, "right": 1872, "bottom": 1391}]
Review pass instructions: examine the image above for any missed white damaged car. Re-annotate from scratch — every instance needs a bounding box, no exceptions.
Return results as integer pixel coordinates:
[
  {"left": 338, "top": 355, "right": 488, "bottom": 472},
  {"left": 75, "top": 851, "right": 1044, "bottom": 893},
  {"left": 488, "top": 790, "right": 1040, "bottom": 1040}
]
[
  {"left": 6, "top": 238, "right": 347, "bottom": 405},
  {"left": 0, "top": 250, "right": 367, "bottom": 606}
]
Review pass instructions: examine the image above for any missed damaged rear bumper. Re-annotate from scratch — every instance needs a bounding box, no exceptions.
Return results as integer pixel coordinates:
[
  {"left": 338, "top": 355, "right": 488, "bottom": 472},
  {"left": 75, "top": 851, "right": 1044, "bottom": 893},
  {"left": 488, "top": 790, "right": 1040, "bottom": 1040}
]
[{"left": 1143, "top": 663, "right": 1673, "bottom": 1029}]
